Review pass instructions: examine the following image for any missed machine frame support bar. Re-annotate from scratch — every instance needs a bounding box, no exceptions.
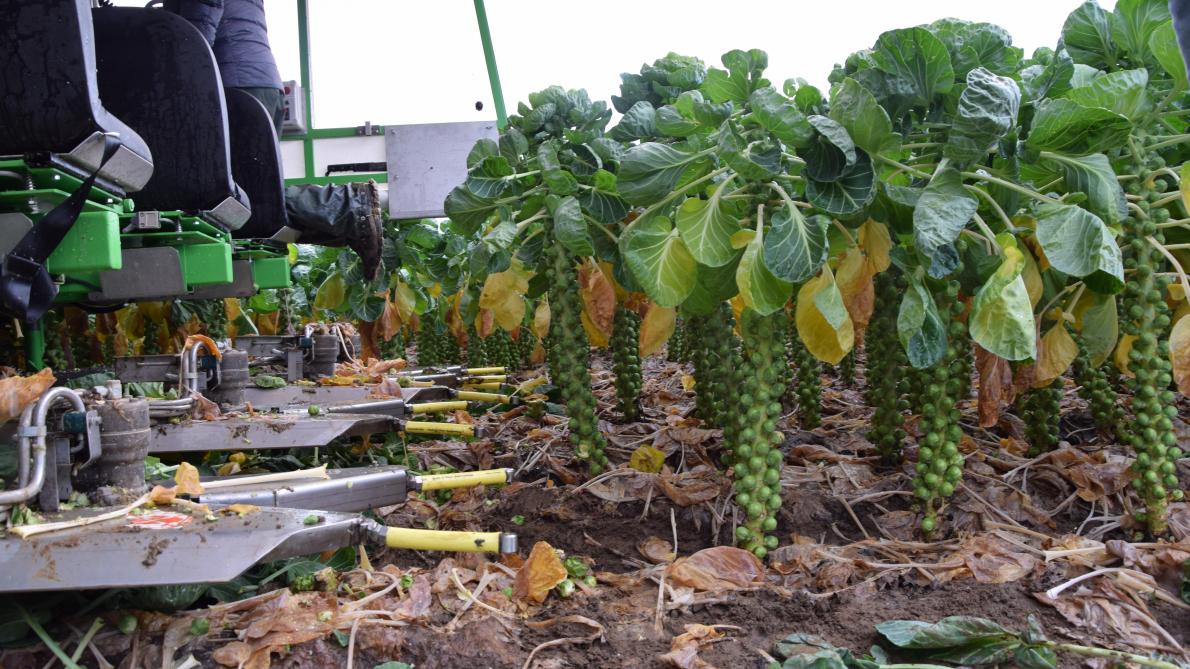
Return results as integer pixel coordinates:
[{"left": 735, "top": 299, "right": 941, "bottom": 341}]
[{"left": 472, "top": 0, "right": 507, "bottom": 129}]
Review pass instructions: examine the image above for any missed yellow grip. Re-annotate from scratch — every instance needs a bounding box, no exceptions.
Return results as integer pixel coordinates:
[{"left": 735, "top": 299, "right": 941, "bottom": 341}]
[
  {"left": 406, "top": 380, "right": 433, "bottom": 387},
  {"left": 465, "top": 367, "right": 505, "bottom": 375},
  {"left": 402, "top": 420, "right": 474, "bottom": 438},
  {"left": 410, "top": 401, "right": 469, "bottom": 414},
  {"left": 385, "top": 527, "right": 502, "bottom": 553},
  {"left": 466, "top": 375, "right": 507, "bottom": 383},
  {"left": 462, "top": 382, "right": 503, "bottom": 391},
  {"left": 455, "top": 390, "right": 512, "bottom": 404},
  {"left": 415, "top": 468, "right": 510, "bottom": 491}
]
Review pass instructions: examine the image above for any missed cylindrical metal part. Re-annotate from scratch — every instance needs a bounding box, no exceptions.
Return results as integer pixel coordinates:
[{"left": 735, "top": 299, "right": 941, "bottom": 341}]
[
  {"left": 74, "top": 398, "right": 150, "bottom": 493},
  {"left": 307, "top": 335, "right": 339, "bottom": 379},
  {"left": 207, "top": 349, "right": 249, "bottom": 406}
]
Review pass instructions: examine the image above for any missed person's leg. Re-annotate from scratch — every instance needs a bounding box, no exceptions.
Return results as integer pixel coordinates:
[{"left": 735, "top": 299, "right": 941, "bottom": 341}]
[
  {"left": 230, "top": 86, "right": 284, "bottom": 137},
  {"left": 285, "top": 181, "right": 384, "bottom": 281}
]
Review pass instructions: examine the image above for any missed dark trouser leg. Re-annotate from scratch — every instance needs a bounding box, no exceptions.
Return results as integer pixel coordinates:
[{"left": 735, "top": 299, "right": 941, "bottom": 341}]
[
  {"left": 231, "top": 86, "right": 285, "bottom": 137},
  {"left": 285, "top": 181, "right": 384, "bottom": 281}
]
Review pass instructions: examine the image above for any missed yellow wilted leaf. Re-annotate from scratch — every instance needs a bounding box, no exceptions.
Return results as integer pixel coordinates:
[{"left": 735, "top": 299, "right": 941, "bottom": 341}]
[
  {"left": 476, "top": 308, "right": 496, "bottom": 339},
  {"left": 1034, "top": 324, "right": 1077, "bottom": 387},
  {"left": 580, "top": 309, "right": 609, "bottom": 347},
  {"left": 446, "top": 291, "right": 465, "bottom": 340},
  {"left": 578, "top": 259, "right": 615, "bottom": 341},
  {"left": 1021, "top": 246, "right": 1043, "bottom": 308},
  {"left": 681, "top": 374, "right": 696, "bottom": 392},
  {"left": 730, "top": 229, "right": 755, "bottom": 249},
  {"left": 533, "top": 300, "right": 551, "bottom": 339},
  {"left": 1181, "top": 162, "right": 1190, "bottom": 213},
  {"left": 639, "top": 303, "right": 676, "bottom": 356},
  {"left": 513, "top": 541, "right": 568, "bottom": 604},
  {"left": 858, "top": 220, "right": 892, "bottom": 272},
  {"left": 629, "top": 445, "right": 665, "bottom": 473},
  {"left": 1114, "top": 334, "right": 1137, "bottom": 378},
  {"left": 599, "top": 261, "right": 627, "bottom": 302},
  {"left": 0, "top": 368, "right": 55, "bottom": 424},
  {"left": 393, "top": 281, "right": 416, "bottom": 323},
  {"left": 379, "top": 292, "right": 401, "bottom": 342},
  {"left": 314, "top": 271, "right": 346, "bottom": 310},
  {"left": 428, "top": 282, "right": 443, "bottom": 298},
  {"left": 516, "top": 375, "right": 548, "bottom": 395},
  {"left": 730, "top": 295, "right": 745, "bottom": 335},
  {"left": 795, "top": 267, "right": 854, "bottom": 365},
  {"left": 479, "top": 263, "right": 530, "bottom": 332},
  {"left": 174, "top": 462, "right": 204, "bottom": 496},
  {"left": 1171, "top": 313, "right": 1190, "bottom": 395},
  {"left": 835, "top": 246, "right": 875, "bottom": 337}
]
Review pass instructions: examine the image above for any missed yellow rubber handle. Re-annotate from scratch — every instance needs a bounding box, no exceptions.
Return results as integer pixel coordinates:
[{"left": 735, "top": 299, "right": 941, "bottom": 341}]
[
  {"left": 406, "top": 380, "right": 433, "bottom": 387},
  {"left": 462, "top": 382, "right": 503, "bottom": 391},
  {"left": 455, "top": 390, "right": 512, "bottom": 404},
  {"left": 385, "top": 527, "right": 502, "bottom": 553},
  {"left": 415, "top": 468, "right": 510, "bottom": 491},
  {"left": 465, "top": 367, "right": 505, "bottom": 375},
  {"left": 402, "top": 420, "right": 474, "bottom": 437},
  {"left": 409, "top": 401, "right": 469, "bottom": 414},
  {"left": 466, "top": 375, "right": 507, "bottom": 383}
]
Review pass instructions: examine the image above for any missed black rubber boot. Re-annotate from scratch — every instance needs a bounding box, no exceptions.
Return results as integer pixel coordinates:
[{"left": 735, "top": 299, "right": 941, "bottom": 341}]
[{"left": 284, "top": 180, "right": 384, "bottom": 281}]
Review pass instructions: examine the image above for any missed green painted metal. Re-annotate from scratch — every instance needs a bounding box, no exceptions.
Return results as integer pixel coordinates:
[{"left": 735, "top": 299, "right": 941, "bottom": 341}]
[
  {"left": 473, "top": 0, "right": 507, "bottom": 129},
  {"left": 45, "top": 211, "right": 121, "bottom": 275},
  {"left": 283, "top": 173, "right": 386, "bottom": 187},
  {"left": 281, "top": 126, "right": 384, "bottom": 141},
  {"left": 25, "top": 323, "right": 45, "bottom": 372},
  {"left": 250, "top": 256, "right": 292, "bottom": 289},
  {"left": 297, "top": 0, "right": 316, "bottom": 180},
  {"left": 181, "top": 242, "right": 234, "bottom": 286}
]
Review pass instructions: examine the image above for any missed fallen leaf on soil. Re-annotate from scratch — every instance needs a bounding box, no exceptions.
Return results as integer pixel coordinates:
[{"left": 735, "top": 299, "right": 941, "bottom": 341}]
[
  {"left": 630, "top": 445, "right": 665, "bottom": 473},
  {"left": 174, "top": 462, "right": 204, "bottom": 496},
  {"left": 658, "top": 624, "right": 723, "bottom": 669},
  {"left": 514, "top": 541, "right": 568, "bottom": 604},
  {"left": 639, "top": 537, "right": 676, "bottom": 563},
  {"left": 958, "top": 534, "right": 1039, "bottom": 584},
  {"left": 583, "top": 470, "right": 656, "bottom": 503},
  {"left": 0, "top": 368, "right": 54, "bottom": 424},
  {"left": 667, "top": 546, "right": 764, "bottom": 591},
  {"left": 1034, "top": 581, "right": 1167, "bottom": 651},
  {"left": 658, "top": 466, "right": 726, "bottom": 506}
]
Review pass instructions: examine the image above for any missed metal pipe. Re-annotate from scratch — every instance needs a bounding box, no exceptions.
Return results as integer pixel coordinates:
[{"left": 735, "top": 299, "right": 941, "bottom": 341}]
[
  {"left": 14, "top": 404, "right": 33, "bottom": 489},
  {"left": 472, "top": 0, "right": 507, "bottom": 129},
  {"left": 0, "top": 388, "right": 84, "bottom": 506}
]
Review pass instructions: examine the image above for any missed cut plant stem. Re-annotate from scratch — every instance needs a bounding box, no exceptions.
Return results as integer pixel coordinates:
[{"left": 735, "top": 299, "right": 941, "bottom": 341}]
[
  {"left": 960, "top": 171, "right": 1061, "bottom": 205},
  {"left": 1147, "top": 236, "right": 1190, "bottom": 302},
  {"left": 1049, "top": 642, "right": 1184, "bottom": 669},
  {"left": 18, "top": 604, "right": 83, "bottom": 669}
]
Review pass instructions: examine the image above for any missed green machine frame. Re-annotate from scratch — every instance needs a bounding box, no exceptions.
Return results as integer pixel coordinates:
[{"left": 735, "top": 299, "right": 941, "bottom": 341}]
[{"left": 282, "top": 0, "right": 508, "bottom": 187}]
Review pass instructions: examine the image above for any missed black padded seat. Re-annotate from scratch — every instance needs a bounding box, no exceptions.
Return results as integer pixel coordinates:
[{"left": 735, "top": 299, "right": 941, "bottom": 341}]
[
  {"left": 225, "top": 89, "right": 288, "bottom": 239},
  {"left": 92, "top": 6, "right": 251, "bottom": 232},
  {"left": 0, "top": 0, "right": 154, "bottom": 195}
]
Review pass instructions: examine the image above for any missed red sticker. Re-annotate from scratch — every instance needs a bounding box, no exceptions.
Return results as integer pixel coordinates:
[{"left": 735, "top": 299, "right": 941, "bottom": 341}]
[{"left": 127, "top": 510, "right": 192, "bottom": 530}]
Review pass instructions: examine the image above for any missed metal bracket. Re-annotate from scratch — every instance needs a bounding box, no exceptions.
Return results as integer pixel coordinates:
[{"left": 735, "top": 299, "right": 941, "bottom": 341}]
[{"left": 77, "top": 410, "right": 103, "bottom": 471}]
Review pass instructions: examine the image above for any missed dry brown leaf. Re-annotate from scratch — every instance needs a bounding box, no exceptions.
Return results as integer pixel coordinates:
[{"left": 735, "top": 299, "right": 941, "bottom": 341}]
[
  {"left": 639, "top": 536, "right": 677, "bottom": 563},
  {"left": 579, "top": 259, "right": 616, "bottom": 341},
  {"left": 958, "top": 534, "right": 1039, "bottom": 584},
  {"left": 0, "top": 368, "right": 54, "bottom": 424},
  {"left": 658, "top": 467, "right": 725, "bottom": 506},
  {"left": 667, "top": 546, "right": 764, "bottom": 591},
  {"left": 1034, "top": 581, "right": 1166, "bottom": 651},
  {"left": 1170, "top": 312, "right": 1189, "bottom": 395},
  {"left": 174, "top": 462, "right": 204, "bottom": 496},
  {"left": 513, "top": 541, "right": 568, "bottom": 604},
  {"left": 658, "top": 624, "right": 723, "bottom": 669},
  {"left": 975, "top": 345, "right": 1014, "bottom": 428},
  {"left": 190, "top": 393, "right": 221, "bottom": 420},
  {"left": 148, "top": 484, "right": 176, "bottom": 505}
]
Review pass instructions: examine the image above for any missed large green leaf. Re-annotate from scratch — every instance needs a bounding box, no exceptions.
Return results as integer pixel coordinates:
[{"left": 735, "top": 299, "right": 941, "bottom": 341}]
[
  {"left": 675, "top": 177, "right": 740, "bottom": 267},
  {"left": 828, "top": 78, "right": 899, "bottom": 156},
  {"left": 945, "top": 67, "right": 1020, "bottom": 165},
  {"left": 736, "top": 223, "right": 793, "bottom": 315},
  {"left": 1020, "top": 48, "right": 1074, "bottom": 101},
  {"left": 444, "top": 186, "right": 499, "bottom": 236},
  {"left": 1034, "top": 203, "right": 1124, "bottom": 293},
  {"left": 1111, "top": 0, "right": 1168, "bottom": 65},
  {"left": 718, "top": 123, "right": 782, "bottom": 181},
  {"left": 1041, "top": 153, "right": 1127, "bottom": 226},
  {"left": 1062, "top": 1, "right": 1119, "bottom": 69},
  {"left": 913, "top": 167, "right": 978, "bottom": 261},
  {"left": 1150, "top": 21, "right": 1189, "bottom": 89},
  {"left": 617, "top": 142, "right": 705, "bottom": 206},
  {"left": 466, "top": 138, "right": 500, "bottom": 169},
  {"left": 609, "top": 100, "right": 658, "bottom": 141},
  {"left": 897, "top": 274, "right": 947, "bottom": 369},
  {"left": 750, "top": 87, "right": 814, "bottom": 148},
  {"left": 1065, "top": 69, "right": 1150, "bottom": 120},
  {"left": 970, "top": 245, "right": 1037, "bottom": 361},
  {"left": 551, "top": 196, "right": 594, "bottom": 257},
  {"left": 620, "top": 215, "right": 697, "bottom": 307},
  {"left": 878, "top": 616, "right": 1015, "bottom": 649},
  {"left": 802, "top": 116, "right": 856, "bottom": 182},
  {"left": 871, "top": 27, "right": 955, "bottom": 109},
  {"left": 1025, "top": 99, "right": 1131, "bottom": 155},
  {"left": 929, "top": 19, "right": 1022, "bottom": 78},
  {"left": 701, "top": 49, "right": 769, "bottom": 104},
  {"left": 763, "top": 201, "right": 828, "bottom": 283},
  {"left": 805, "top": 152, "right": 876, "bottom": 216},
  {"left": 681, "top": 255, "right": 741, "bottom": 316},
  {"left": 578, "top": 170, "right": 630, "bottom": 225},
  {"left": 1075, "top": 290, "right": 1119, "bottom": 367}
]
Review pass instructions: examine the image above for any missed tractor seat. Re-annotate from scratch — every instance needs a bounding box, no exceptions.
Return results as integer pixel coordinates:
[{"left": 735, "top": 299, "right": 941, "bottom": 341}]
[
  {"left": 0, "top": 0, "right": 154, "bottom": 196},
  {"left": 225, "top": 89, "right": 289, "bottom": 240},
  {"left": 92, "top": 6, "right": 251, "bottom": 232}
]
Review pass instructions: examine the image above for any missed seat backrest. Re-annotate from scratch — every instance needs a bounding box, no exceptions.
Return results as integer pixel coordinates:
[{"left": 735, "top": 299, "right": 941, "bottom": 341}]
[
  {"left": 0, "top": 0, "right": 153, "bottom": 193},
  {"left": 225, "top": 89, "right": 288, "bottom": 239},
  {"left": 92, "top": 6, "right": 250, "bottom": 231}
]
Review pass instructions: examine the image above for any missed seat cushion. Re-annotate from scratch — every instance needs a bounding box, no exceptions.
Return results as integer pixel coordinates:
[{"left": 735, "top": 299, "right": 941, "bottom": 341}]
[{"left": 225, "top": 89, "right": 288, "bottom": 239}]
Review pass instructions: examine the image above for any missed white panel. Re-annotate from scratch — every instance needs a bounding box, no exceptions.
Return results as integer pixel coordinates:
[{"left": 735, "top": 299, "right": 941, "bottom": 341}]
[
  {"left": 279, "top": 140, "right": 305, "bottom": 180},
  {"left": 312, "top": 136, "right": 386, "bottom": 176}
]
